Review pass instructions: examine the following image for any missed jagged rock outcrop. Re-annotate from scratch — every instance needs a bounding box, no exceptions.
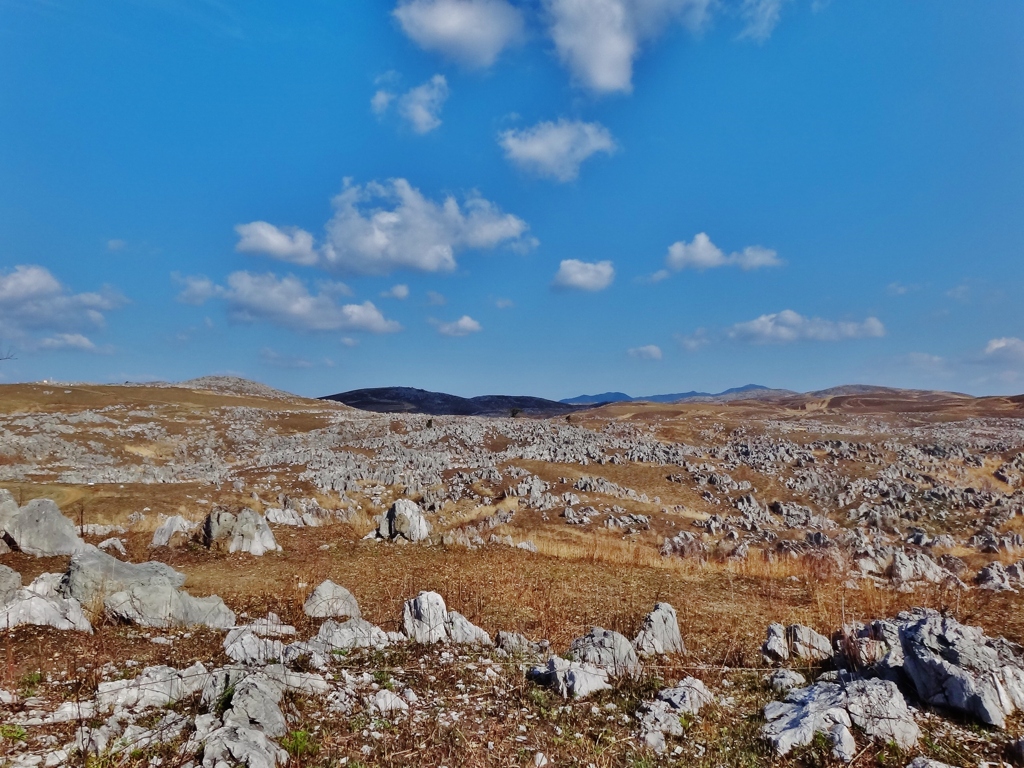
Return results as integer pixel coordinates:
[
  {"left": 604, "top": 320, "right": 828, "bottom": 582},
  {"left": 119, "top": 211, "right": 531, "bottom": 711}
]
[
  {"left": 63, "top": 546, "right": 185, "bottom": 605},
  {"left": 528, "top": 657, "right": 611, "bottom": 699},
  {"left": 202, "top": 509, "right": 280, "bottom": 556},
  {"left": 105, "top": 583, "right": 236, "bottom": 629},
  {"left": 402, "top": 591, "right": 490, "bottom": 645},
  {"left": 569, "top": 627, "right": 641, "bottom": 676},
  {"left": 372, "top": 499, "right": 431, "bottom": 542}
]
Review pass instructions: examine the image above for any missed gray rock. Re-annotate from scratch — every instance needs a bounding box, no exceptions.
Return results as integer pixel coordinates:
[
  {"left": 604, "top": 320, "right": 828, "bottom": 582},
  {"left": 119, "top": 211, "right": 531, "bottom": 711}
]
[
  {"left": 97, "top": 537, "right": 127, "bottom": 556},
  {"left": 0, "top": 564, "right": 20, "bottom": 606},
  {"left": 3, "top": 499, "right": 86, "bottom": 557},
  {"left": 569, "top": 627, "right": 641, "bottom": 676},
  {"left": 768, "top": 669, "right": 806, "bottom": 694},
  {"left": 223, "top": 673, "right": 287, "bottom": 737},
  {"left": 495, "top": 630, "right": 548, "bottom": 657},
  {"left": 633, "top": 602, "right": 684, "bottom": 656},
  {"left": 63, "top": 546, "right": 185, "bottom": 606},
  {"left": 898, "top": 612, "right": 1024, "bottom": 728},
  {"left": 0, "top": 587, "right": 92, "bottom": 632},
  {"left": 308, "top": 617, "right": 391, "bottom": 651},
  {"left": 303, "top": 580, "right": 361, "bottom": 619},
  {"left": 528, "top": 657, "right": 611, "bottom": 699},
  {"left": 202, "top": 508, "right": 280, "bottom": 556},
  {"left": 976, "top": 561, "right": 1014, "bottom": 591},
  {"left": 787, "top": 624, "right": 834, "bottom": 661},
  {"left": 149, "top": 515, "right": 197, "bottom": 548},
  {"left": 105, "top": 583, "right": 235, "bottom": 629},
  {"left": 905, "top": 759, "right": 959, "bottom": 768},
  {"left": 763, "top": 678, "right": 918, "bottom": 761},
  {"left": 403, "top": 591, "right": 448, "bottom": 644},
  {"left": 762, "top": 623, "right": 789, "bottom": 664},
  {"left": 445, "top": 610, "right": 491, "bottom": 645},
  {"left": 374, "top": 499, "right": 431, "bottom": 542},
  {"left": 201, "top": 725, "right": 289, "bottom": 768}
]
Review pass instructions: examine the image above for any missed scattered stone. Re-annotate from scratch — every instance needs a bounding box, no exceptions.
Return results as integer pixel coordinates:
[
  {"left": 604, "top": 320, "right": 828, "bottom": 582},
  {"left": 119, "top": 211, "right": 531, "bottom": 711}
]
[
  {"left": 569, "top": 627, "right": 641, "bottom": 676},
  {"left": 372, "top": 499, "right": 431, "bottom": 542},
  {"left": 105, "top": 583, "right": 236, "bottom": 629},
  {"left": 150, "top": 515, "right": 197, "bottom": 548},
  {"left": 633, "top": 602, "right": 684, "bottom": 656},
  {"left": 303, "top": 580, "right": 361, "bottom": 619},
  {"left": 528, "top": 657, "right": 611, "bottom": 699},
  {"left": 2, "top": 499, "right": 86, "bottom": 556}
]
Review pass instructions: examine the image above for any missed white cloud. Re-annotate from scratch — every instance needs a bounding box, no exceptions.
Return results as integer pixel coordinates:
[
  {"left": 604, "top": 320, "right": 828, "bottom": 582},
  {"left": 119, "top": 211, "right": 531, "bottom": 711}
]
[
  {"left": 738, "top": 0, "right": 787, "bottom": 42},
  {"left": 499, "top": 119, "right": 616, "bottom": 182},
  {"left": 174, "top": 274, "right": 223, "bottom": 305},
  {"left": 394, "top": 0, "right": 524, "bottom": 68},
  {"left": 664, "top": 232, "right": 782, "bottom": 272},
  {"left": 235, "top": 221, "right": 318, "bottom": 266},
  {"left": 676, "top": 327, "right": 709, "bottom": 351},
  {"left": 628, "top": 344, "right": 662, "bottom": 360},
  {"left": 236, "top": 179, "right": 533, "bottom": 276},
  {"left": 426, "top": 290, "right": 447, "bottom": 305},
  {"left": 0, "top": 265, "right": 123, "bottom": 350},
  {"left": 371, "top": 89, "right": 395, "bottom": 115},
  {"left": 983, "top": 337, "right": 1024, "bottom": 364},
  {"left": 399, "top": 75, "right": 449, "bottom": 133},
  {"left": 436, "top": 315, "right": 482, "bottom": 336},
  {"left": 553, "top": 259, "right": 615, "bottom": 291},
  {"left": 728, "top": 309, "right": 885, "bottom": 344},
  {"left": 495, "top": 297, "right": 514, "bottom": 308},
  {"left": 222, "top": 271, "right": 401, "bottom": 334},
  {"left": 381, "top": 284, "right": 410, "bottom": 299},
  {"left": 39, "top": 333, "right": 97, "bottom": 352},
  {"left": 545, "top": 0, "right": 712, "bottom": 94}
]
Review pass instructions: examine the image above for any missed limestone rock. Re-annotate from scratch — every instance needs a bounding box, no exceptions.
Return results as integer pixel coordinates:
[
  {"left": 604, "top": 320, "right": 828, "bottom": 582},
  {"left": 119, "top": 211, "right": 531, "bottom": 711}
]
[
  {"left": 150, "top": 515, "right": 197, "bottom": 548},
  {"left": 0, "top": 564, "right": 20, "bottom": 605},
  {"left": 569, "top": 627, "right": 641, "bottom": 676},
  {"left": 105, "top": 583, "right": 235, "bottom": 629},
  {"left": 767, "top": 669, "right": 806, "bottom": 695},
  {"left": 633, "top": 602, "right": 684, "bottom": 656},
  {"left": 528, "top": 657, "right": 611, "bottom": 699},
  {"left": 63, "top": 546, "right": 185, "bottom": 606},
  {"left": 374, "top": 499, "right": 431, "bottom": 542},
  {"left": 3, "top": 499, "right": 86, "bottom": 557},
  {"left": 303, "top": 580, "right": 361, "bottom": 619},
  {"left": 403, "top": 591, "right": 449, "bottom": 644},
  {"left": 202, "top": 509, "right": 280, "bottom": 556},
  {"left": 445, "top": 610, "right": 492, "bottom": 645},
  {"left": 0, "top": 588, "right": 92, "bottom": 632}
]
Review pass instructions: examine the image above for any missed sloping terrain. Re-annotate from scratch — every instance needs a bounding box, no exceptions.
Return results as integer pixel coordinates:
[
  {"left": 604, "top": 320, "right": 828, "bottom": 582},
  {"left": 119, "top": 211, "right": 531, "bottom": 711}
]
[{"left": 2, "top": 379, "right": 1024, "bottom": 767}]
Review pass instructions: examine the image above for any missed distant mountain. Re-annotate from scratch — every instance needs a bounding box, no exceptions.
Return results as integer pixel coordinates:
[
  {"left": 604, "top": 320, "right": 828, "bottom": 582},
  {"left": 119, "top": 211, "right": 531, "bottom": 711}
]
[
  {"left": 561, "top": 384, "right": 778, "bottom": 405},
  {"left": 321, "top": 386, "right": 585, "bottom": 417}
]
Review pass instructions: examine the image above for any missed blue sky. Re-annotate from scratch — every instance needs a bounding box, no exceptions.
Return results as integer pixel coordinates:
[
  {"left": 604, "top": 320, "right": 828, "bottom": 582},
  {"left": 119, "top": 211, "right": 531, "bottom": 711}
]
[{"left": 1, "top": 0, "right": 1022, "bottom": 399}]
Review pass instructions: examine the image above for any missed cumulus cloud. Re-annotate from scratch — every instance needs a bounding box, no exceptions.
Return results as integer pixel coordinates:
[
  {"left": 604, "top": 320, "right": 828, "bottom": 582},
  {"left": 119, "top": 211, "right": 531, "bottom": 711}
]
[
  {"left": 399, "top": 75, "right": 450, "bottom": 133},
  {"left": 174, "top": 274, "right": 224, "bottom": 305},
  {"left": 552, "top": 259, "right": 615, "bottom": 291},
  {"left": 235, "top": 221, "right": 318, "bottom": 266},
  {"left": 738, "top": 0, "right": 787, "bottom": 42},
  {"left": 215, "top": 271, "right": 401, "bottom": 334},
  {"left": 545, "top": 0, "right": 712, "bottom": 93},
  {"left": 0, "top": 264, "right": 123, "bottom": 352},
  {"left": 394, "top": 0, "right": 524, "bottom": 68},
  {"left": 499, "top": 119, "right": 616, "bottom": 182},
  {"left": 664, "top": 232, "right": 782, "bottom": 273},
  {"left": 628, "top": 344, "right": 662, "bottom": 360},
  {"left": 983, "top": 337, "right": 1024, "bottom": 364},
  {"left": 436, "top": 315, "right": 482, "bottom": 336},
  {"left": 728, "top": 309, "right": 885, "bottom": 344},
  {"left": 381, "top": 284, "right": 410, "bottom": 299},
  {"left": 236, "top": 179, "right": 534, "bottom": 276}
]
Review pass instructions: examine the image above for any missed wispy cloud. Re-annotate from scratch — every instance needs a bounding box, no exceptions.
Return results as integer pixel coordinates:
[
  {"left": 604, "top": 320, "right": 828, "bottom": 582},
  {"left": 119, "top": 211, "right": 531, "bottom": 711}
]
[
  {"left": 728, "top": 309, "right": 885, "bottom": 344},
  {"left": 628, "top": 344, "right": 662, "bottom": 360}
]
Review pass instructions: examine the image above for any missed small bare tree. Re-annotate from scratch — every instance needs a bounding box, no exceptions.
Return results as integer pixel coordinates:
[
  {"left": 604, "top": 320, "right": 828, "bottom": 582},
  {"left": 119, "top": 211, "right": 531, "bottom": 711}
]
[{"left": 0, "top": 345, "right": 13, "bottom": 361}]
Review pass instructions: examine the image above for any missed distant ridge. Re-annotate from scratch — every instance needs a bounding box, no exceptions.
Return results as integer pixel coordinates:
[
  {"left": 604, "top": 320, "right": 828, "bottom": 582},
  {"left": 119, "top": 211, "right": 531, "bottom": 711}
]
[
  {"left": 321, "top": 386, "right": 584, "bottom": 417},
  {"left": 561, "top": 384, "right": 780, "bottom": 405}
]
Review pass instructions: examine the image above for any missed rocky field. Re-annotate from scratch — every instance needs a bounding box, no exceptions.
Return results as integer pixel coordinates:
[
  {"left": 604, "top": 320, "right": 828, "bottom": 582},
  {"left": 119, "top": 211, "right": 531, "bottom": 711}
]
[{"left": 4, "top": 379, "right": 1024, "bottom": 767}]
